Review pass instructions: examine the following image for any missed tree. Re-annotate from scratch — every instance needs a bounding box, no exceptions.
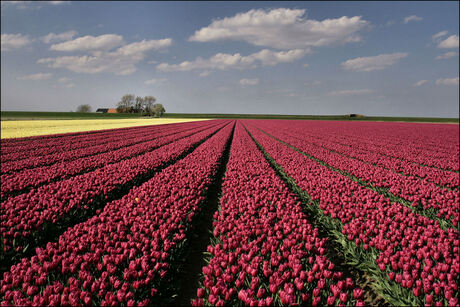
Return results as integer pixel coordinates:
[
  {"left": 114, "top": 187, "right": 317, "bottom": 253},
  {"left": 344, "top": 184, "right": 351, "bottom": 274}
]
[
  {"left": 152, "top": 103, "right": 165, "bottom": 117},
  {"left": 76, "top": 104, "right": 92, "bottom": 113},
  {"left": 134, "top": 96, "right": 144, "bottom": 113},
  {"left": 116, "top": 94, "right": 135, "bottom": 113},
  {"left": 143, "top": 96, "right": 156, "bottom": 115}
]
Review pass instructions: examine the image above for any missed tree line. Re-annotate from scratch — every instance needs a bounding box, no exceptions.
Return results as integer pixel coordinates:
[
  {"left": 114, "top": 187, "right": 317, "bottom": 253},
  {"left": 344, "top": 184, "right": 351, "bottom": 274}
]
[
  {"left": 116, "top": 94, "right": 165, "bottom": 117},
  {"left": 76, "top": 94, "right": 165, "bottom": 117}
]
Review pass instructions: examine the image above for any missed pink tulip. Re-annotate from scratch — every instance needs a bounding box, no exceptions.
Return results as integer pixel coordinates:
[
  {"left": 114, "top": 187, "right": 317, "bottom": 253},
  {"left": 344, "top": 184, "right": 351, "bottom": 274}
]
[
  {"left": 196, "top": 288, "right": 205, "bottom": 298},
  {"left": 353, "top": 288, "right": 363, "bottom": 299}
]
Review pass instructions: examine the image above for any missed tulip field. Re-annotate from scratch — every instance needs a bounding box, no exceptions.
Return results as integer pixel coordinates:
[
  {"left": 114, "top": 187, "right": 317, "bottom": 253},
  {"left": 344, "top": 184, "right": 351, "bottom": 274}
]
[
  {"left": 0, "top": 118, "right": 211, "bottom": 139},
  {"left": 0, "top": 119, "right": 459, "bottom": 306}
]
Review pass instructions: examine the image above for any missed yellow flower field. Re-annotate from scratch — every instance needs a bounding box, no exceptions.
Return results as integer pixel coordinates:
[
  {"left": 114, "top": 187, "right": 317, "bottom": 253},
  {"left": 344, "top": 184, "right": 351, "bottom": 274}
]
[{"left": 1, "top": 118, "right": 211, "bottom": 139}]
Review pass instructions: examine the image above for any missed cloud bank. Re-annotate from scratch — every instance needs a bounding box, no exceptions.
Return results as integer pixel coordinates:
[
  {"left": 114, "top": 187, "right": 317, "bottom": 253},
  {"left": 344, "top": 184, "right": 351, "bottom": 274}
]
[
  {"left": 38, "top": 35, "right": 172, "bottom": 75},
  {"left": 435, "top": 51, "right": 458, "bottom": 60},
  {"left": 189, "top": 8, "right": 369, "bottom": 49},
  {"left": 341, "top": 52, "right": 408, "bottom": 72},
  {"left": 327, "top": 89, "right": 373, "bottom": 96},
  {"left": 413, "top": 80, "right": 428, "bottom": 87},
  {"left": 50, "top": 34, "right": 125, "bottom": 52},
  {"left": 437, "top": 35, "right": 459, "bottom": 49},
  {"left": 157, "top": 49, "right": 309, "bottom": 73},
  {"left": 40, "top": 30, "right": 78, "bottom": 44},
  {"left": 435, "top": 77, "right": 459, "bottom": 86},
  {"left": 239, "top": 78, "right": 259, "bottom": 86},
  {"left": 403, "top": 15, "right": 422, "bottom": 24},
  {"left": 1, "top": 33, "right": 32, "bottom": 51},
  {"left": 17, "top": 73, "right": 52, "bottom": 80}
]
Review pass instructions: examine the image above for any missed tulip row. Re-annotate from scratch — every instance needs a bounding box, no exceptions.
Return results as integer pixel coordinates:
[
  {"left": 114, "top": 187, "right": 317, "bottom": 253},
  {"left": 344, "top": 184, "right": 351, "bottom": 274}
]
[
  {"left": 254, "top": 124, "right": 459, "bottom": 227},
  {"left": 315, "top": 137, "right": 459, "bottom": 190},
  {"left": 0, "top": 121, "right": 235, "bottom": 306},
  {"left": 1, "top": 121, "right": 203, "bottom": 174},
  {"left": 1, "top": 120, "right": 208, "bottom": 166},
  {"left": 244, "top": 122, "right": 459, "bottom": 306},
  {"left": 0, "top": 121, "right": 229, "bottom": 264},
  {"left": 192, "top": 122, "right": 364, "bottom": 306},
  {"left": 316, "top": 130, "right": 457, "bottom": 190},
  {"left": 1, "top": 124, "right": 152, "bottom": 160},
  {"left": 0, "top": 120, "right": 146, "bottom": 146},
  {"left": 1, "top": 125, "right": 122, "bottom": 151},
  {"left": 260, "top": 121, "right": 459, "bottom": 189},
  {"left": 0, "top": 117, "right": 196, "bottom": 150},
  {"left": 0, "top": 121, "right": 220, "bottom": 199},
  {"left": 1, "top": 120, "right": 213, "bottom": 174},
  {"left": 270, "top": 120, "right": 459, "bottom": 172}
]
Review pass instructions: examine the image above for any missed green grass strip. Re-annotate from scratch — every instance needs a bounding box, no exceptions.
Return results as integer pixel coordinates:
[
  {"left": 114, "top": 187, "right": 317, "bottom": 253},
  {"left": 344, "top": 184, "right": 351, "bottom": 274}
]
[{"left": 2, "top": 111, "right": 458, "bottom": 123}]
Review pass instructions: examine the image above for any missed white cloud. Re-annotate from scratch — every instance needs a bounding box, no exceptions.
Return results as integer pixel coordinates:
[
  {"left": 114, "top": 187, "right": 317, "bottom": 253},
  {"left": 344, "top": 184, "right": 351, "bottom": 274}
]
[
  {"left": 17, "top": 73, "right": 52, "bottom": 80},
  {"left": 1, "top": 1, "right": 34, "bottom": 9},
  {"left": 38, "top": 55, "right": 115, "bottom": 74},
  {"left": 303, "top": 63, "right": 309, "bottom": 68},
  {"left": 1, "top": 1, "right": 68, "bottom": 9},
  {"left": 437, "top": 35, "right": 459, "bottom": 49},
  {"left": 341, "top": 52, "right": 408, "bottom": 72},
  {"left": 327, "top": 89, "right": 373, "bottom": 96},
  {"left": 157, "top": 53, "right": 253, "bottom": 72},
  {"left": 199, "top": 71, "right": 212, "bottom": 77},
  {"left": 239, "top": 78, "right": 259, "bottom": 86},
  {"left": 38, "top": 37, "right": 172, "bottom": 75},
  {"left": 276, "top": 89, "right": 300, "bottom": 97},
  {"left": 50, "top": 34, "right": 125, "bottom": 52},
  {"left": 435, "top": 77, "right": 459, "bottom": 86},
  {"left": 413, "top": 80, "right": 428, "bottom": 87},
  {"left": 47, "top": 1, "right": 69, "bottom": 4},
  {"left": 189, "top": 8, "right": 369, "bottom": 49},
  {"left": 157, "top": 48, "right": 308, "bottom": 72},
  {"left": 435, "top": 51, "right": 458, "bottom": 60},
  {"left": 144, "top": 78, "right": 167, "bottom": 85},
  {"left": 147, "top": 60, "right": 158, "bottom": 64},
  {"left": 116, "top": 39, "right": 172, "bottom": 56},
  {"left": 57, "top": 77, "right": 71, "bottom": 83},
  {"left": 403, "top": 15, "right": 422, "bottom": 24},
  {"left": 55, "top": 77, "right": 74, "bottom": 88},
  {"left": 40, "top": 30, "right": 78, "bottom": 44},
  {"left": 251, "top": 48, "right": 311, "bottom": 66},
  {"left": 432, "top": 31, "right": 448, "bottom": 41},
  {"left": 1, "top": 33, "right": 32, "bottom": 51}
]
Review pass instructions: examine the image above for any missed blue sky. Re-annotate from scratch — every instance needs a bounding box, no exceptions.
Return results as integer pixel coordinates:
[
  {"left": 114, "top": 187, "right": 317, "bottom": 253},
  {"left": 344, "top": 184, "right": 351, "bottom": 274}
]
[{"left": 1, "top": 1, "right": 459, "bottom": 117}]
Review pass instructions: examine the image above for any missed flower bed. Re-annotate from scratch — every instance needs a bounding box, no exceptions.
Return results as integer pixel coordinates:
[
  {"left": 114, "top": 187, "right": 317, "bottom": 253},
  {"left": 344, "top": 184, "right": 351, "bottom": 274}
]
[
  {"left": 245, "top": 122, "right": 459, "bottom": 306},
  {"left": 192, "top": 122, "right": 364, "bottom": 306},
  {"left": 0, "top": 122, "right": 234, "bottom": 306},
  {"left": 0, "top": 121, "right": 229, "bottom": 262}
]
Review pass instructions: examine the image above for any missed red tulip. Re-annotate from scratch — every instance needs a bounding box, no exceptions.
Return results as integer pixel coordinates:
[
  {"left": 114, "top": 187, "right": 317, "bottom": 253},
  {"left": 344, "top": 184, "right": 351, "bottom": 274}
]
[{"left": 196, "top": 288, "right": 205, "bottom": 298}]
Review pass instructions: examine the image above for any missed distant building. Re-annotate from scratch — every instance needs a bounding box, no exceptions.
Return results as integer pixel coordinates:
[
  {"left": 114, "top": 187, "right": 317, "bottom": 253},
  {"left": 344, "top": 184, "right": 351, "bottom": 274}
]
[
  {"left": 348, "top": 114, "right": 364, "bottom": 118},
  {"left": 96, "top": 108, "right": 118, "bottom": 113}
]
